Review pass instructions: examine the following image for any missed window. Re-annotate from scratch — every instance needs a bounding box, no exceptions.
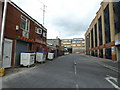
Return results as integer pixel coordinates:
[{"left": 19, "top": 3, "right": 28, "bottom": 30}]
[
  {"left": 43, "top": 32, "right": 47, "bottom": 37},
  {"left": 72, "top": 41, "right": 76, "bottom": 43},
  {"left": 98, "top": 16, "right": 103, "bottom": 45},
  {"left": 113, "top": 2, "right": 120, "bottom": 34},
  {"left": 91, "top": 29, "right": 94, "bottom": 48},
  {"left": 35, "top": 27, "right": 42, "bottom": 34},
  {"left": 82, "top": 41, "right": 85, "bottom": 43},
  {"left": 20, "top": 15, "right": 30, "bottom": 38},
  {"left": 104, "top": 5, "right": 111, "bottom": 43},
  {"left": 20, "top": 15, "right": 30, "bottom": 31},
  {"left": 72, "top": 45, "right": 76, "bottom": 46},
  {"left": 94, "top": 23, "right": 97, "bottom": 47},
  {"left": 77, "top": 44, "right": 81, "bottom": 46},
  {"left": 77, "top": 41, "right": 81, "bottom": 43}
]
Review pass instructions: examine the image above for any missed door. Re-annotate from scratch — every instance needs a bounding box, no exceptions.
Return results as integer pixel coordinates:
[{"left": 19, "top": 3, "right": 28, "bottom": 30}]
[
  {"left": 15, "top": 40, "right": 28, "bottom": 66},
  {"left": 106, "top": 48, "right": 112, "bottom": 59},
  {"left": 2, "top": 39, "right": 13, "bottom": 68}
]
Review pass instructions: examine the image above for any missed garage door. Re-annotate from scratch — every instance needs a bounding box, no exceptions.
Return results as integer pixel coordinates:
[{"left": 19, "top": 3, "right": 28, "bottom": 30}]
[{"left": 15, "top": 40, "right": 28, "bottom": 66}]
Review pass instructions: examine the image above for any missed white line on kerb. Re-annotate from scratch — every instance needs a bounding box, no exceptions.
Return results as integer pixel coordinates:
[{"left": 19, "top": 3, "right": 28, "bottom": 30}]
[{"left": 105, "top": 75, "right": 120, "bottom": 90}]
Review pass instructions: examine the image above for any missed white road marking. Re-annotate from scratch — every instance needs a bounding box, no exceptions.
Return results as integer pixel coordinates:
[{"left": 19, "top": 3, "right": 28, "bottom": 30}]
[
  {"left": 75, "top": 65, "right": 77, "bottom": 75},
  {"left": 74, "top": 59, "right": 79, "bottom": 89},
  {"left": 105, "top": 75, "right": 120, "bottom": 90},
  {"left": 74, "top": 60, "right": 77, "bottom": 75},
  {"left": 76, "top": 84, "right": 79, "bottom": 89},
  {"left": 106, "top": 75, "right": 118, "bottom": 82}
]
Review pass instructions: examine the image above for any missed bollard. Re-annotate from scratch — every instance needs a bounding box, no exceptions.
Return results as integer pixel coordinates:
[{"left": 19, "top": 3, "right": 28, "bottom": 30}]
[{"left": 0, "top": 68, "right": 5, "bottom": 77}]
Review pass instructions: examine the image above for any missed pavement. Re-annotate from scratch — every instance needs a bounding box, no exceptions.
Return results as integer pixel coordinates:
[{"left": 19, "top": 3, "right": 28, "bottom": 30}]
[
  {"left": 4, "top": 60, "right": 51, "bottom": 76},
  {"left": 85, "top": 55, "right": 120, "bottom": 74},
  {"left": 2, "top": 54, "right": 120, "bottom": 88}
]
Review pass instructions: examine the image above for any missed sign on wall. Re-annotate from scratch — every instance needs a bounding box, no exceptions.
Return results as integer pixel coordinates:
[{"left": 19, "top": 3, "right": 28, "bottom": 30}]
[{"left": 115, "top": 40, "right": 120, "bottom": 45}]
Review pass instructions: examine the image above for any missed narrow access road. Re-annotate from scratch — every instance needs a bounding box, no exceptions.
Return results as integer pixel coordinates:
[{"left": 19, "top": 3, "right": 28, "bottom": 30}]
[{"left": 2, "top": 54, "right": 119, "bottom": 88}]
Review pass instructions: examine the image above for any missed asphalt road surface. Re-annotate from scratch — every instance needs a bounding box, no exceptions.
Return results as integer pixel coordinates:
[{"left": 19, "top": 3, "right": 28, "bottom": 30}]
[{"left": 2, "top": 54, "right": 119, "bottom": 88}]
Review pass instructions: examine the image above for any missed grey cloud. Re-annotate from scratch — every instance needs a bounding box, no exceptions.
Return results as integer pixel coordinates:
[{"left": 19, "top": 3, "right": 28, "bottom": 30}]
[{"left": 50, "top": 16, "right": 88, "bottom": 37}]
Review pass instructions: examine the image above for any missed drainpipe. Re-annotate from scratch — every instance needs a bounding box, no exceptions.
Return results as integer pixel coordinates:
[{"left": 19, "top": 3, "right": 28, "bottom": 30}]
[{"left": 0, "top": 0, "right": 8, "bottom": 68}]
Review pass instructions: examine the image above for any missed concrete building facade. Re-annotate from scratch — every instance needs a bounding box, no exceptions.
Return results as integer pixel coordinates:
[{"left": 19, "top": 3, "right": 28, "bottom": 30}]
[
  {"left": 0, "top": 0, "right": 47, "bottom": 68},
  {"left": 85, "top": 1, "right": 120, "bottom": 61},
  {"left": 61, "top": 38, "right": 85, "bottom": 54},
  {"left": 72, "top": 38, "right": 85, "bottom": 53}
]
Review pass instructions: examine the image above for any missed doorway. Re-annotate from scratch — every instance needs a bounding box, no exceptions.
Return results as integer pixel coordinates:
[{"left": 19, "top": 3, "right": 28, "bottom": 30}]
[{"left": 2, "top": 38, "right": 13, "bottom": 68}]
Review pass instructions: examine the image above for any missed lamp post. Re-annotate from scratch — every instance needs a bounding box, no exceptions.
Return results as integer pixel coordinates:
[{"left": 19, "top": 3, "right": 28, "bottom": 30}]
[{"left": 0, "top": 0, "right": 8, "bottom": 69}]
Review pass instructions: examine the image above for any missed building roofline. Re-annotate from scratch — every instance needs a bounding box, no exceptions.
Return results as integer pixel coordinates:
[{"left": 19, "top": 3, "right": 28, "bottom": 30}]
[
  {"left": 85, "top": 0, "right": 103, "bottom": 36},
  {"left": 8, "top": 0, "right": 47, "bottom": 31}
]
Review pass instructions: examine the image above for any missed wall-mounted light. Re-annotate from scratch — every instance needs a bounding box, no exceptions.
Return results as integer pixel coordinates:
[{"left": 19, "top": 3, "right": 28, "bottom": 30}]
[{"left": 16, "top": 25, "right": 19, "bottom": 31}]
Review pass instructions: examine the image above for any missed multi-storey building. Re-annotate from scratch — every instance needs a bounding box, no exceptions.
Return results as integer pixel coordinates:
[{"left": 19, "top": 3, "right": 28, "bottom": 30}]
[
  {"left": 61, "top": 38, "right": 85, "bottom": 53},
  {"left": 85, "top": 1, "right": 120, "bottom": 61},
  {"left": 61, "top": 39, "right": 72, "bottom": 53},
  {"left": 72, "top": 38, "right": 85, "bottom": 53},
  {"left": 0, "top": 0, "right": 47, "bottom": 68}
]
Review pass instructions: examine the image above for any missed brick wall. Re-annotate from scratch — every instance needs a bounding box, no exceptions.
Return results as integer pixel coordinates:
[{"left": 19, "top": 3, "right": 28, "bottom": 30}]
[{"left": 3, "top": 2, "right": 47, "bottom": 66}]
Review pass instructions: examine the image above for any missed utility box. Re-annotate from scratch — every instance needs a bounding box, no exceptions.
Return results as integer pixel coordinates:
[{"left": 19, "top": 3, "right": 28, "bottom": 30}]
[
  {"left": 47, "top": 53, "right": 54, "bottom": 60},
  {"left": 20, "top": 51, "right": 35, "bottom": 67},
  {"left": 36, "top": 52, "right": 46, "bottom": 63}
]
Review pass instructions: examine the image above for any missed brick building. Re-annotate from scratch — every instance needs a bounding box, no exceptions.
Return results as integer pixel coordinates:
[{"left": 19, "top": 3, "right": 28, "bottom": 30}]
[
  {"left": 85, "top": 1, "right": 120, "bottom": 61},
  {"left": 0, "top": 0, "right": 47, "bottom": 68}
]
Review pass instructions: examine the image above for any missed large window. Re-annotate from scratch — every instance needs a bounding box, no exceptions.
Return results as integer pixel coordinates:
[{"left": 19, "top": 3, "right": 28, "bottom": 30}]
[
  {"left": 104, "top": 5, "right": 111, "bottom": 43},
  {"left": 20, "top": 15, "right": 30, "bottom": 31},
  {"left": 94, "top": 23, "right": 97, "bottom": 47},
  {"left": 91, "top": 29, "right": 94, "bottom": 48},
  {"left": 20, "top": 15, "right": 30, "bottom": 38},
  {"left": 98, "top": 16, "right": 103, "bottom": 45},
  {"left": 87, "top": 34, "right": 90, "bottom": 55},
  {"left": 86, "top": 33, "right": 90, "bottom": 55},
  {"left": 113, "top": 2, "right": 120, "bottom": 34}
]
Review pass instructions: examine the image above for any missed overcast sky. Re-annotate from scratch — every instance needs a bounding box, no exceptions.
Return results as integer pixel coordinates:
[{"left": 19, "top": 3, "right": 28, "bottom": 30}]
[{"left": 11, "top": 0, "right": 103, "bottom": 39}]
